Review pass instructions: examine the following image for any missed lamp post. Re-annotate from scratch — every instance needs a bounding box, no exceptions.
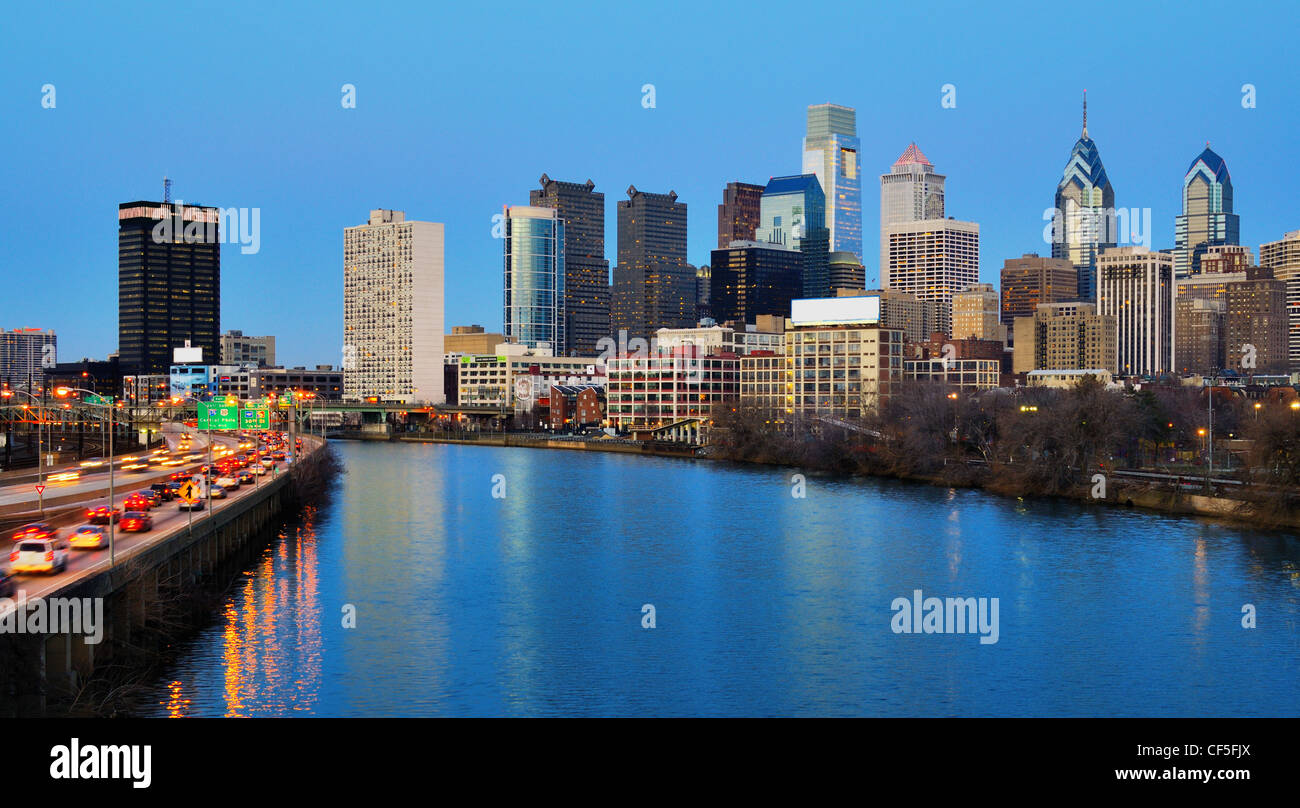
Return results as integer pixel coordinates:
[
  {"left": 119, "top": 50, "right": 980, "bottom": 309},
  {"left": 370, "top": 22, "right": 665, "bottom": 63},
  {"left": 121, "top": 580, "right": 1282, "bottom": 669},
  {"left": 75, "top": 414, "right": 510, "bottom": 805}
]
[
  {"left": 169, "top": 394, "right": 212, "bottom": 523},
  {"left": 58, "top": 387, "right": 118, "bottom": 564}
]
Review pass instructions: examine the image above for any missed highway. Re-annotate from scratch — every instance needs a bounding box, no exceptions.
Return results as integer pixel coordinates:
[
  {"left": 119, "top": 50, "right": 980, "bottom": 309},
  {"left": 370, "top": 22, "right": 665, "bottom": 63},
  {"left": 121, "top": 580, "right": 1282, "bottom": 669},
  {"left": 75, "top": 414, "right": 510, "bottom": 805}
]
[{"left": 1, "top": 429, "right": 310, "bottom": 603}]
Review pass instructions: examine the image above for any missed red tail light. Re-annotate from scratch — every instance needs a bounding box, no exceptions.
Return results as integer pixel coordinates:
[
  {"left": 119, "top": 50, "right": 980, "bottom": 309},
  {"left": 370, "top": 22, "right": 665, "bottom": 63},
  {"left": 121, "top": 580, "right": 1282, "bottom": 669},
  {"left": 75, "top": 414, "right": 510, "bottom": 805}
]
[
  {"left": 44, "top": 551, "right": 54, "bottom": 562},
  {"left": 9, "top": 552, "right": 17, "bottom": 562}
]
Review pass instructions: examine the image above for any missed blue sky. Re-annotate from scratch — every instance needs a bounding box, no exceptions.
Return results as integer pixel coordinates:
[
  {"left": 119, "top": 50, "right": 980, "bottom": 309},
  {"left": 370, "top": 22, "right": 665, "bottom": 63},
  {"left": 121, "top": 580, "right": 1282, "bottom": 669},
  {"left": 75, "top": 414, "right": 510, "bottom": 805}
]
[{"left": 1, "top": 0, "right": 1295, "bottom": 367}]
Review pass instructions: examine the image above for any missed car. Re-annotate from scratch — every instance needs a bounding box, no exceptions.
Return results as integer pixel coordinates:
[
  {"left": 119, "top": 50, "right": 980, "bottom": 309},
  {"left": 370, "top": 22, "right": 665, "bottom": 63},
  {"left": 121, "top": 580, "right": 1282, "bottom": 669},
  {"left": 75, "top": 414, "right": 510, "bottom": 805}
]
[
  {"left": 237, "top": 470, "right": 255, "bottom": 485},
  {"left": 166, "top": 481, "right": 184, "bottom": 497},
  {"left": 149, "top": 483, "right": 174, "bottom": 501},
  {"left": 216, "top": 475, "right": 239, "bottom": 490},
  {"left": 119, "top": 512, "right": 153, "bottom": 532},
  {"left": 178, "top": 497, "right": 206, "bottom": 511},
  {"left": 78, "top": 457, "right": 107, "bottom": 468},
  {"left": 122, "top": 463, "right": 150, "bottom": 473},
  {"left": 11, "top": 522, "right": 56, "bottom": 543},
  {"left": 252, "top": 464, "right": 268, "bottom": 476},
  {"left": 123, "top": 495, "right": 152, "bottom": 512},
  {"left": 70, "top": 525, "right": 108, "bottom": 550},
  {"left": 169, "top": 470, "right": 193, "bottom": 481},
  {"left": 10, "top": 537, "right": 69, "bottom": 574},
  {"left": 85, "top": 506, "right": 121, "bottom": 525},
  {"left": 136, "top": 489, "right": 163, "bottom": 507},
  {"left": 208, "top": 485, "right": 227, "bottom": 499},
  {"left": 272, "top": 451, "right": 286, "bottom": 460}
]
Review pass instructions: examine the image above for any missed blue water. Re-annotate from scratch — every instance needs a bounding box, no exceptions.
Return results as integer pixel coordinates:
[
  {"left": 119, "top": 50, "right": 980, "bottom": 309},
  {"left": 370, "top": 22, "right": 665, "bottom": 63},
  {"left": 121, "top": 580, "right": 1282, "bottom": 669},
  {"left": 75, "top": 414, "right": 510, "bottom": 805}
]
[{"left": 141, "top": 441, "right": 1300, "bottom": 717}]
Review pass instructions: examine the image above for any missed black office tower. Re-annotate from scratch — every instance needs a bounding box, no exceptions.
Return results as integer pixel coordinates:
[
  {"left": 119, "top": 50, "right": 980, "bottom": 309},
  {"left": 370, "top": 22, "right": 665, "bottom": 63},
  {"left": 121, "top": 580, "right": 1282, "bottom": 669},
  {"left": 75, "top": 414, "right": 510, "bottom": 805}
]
[
  {"left": 118, "top": 201, "right": 221, "bottom": 375},
  {"left": 612, "top": 186, "right": 693, "bottom": 343},
  {"left": 530, "top": 175, "right": 610, "bottom": 356},
  {"left": 709, "top": 242, "right": 803, "bottom": 325}
]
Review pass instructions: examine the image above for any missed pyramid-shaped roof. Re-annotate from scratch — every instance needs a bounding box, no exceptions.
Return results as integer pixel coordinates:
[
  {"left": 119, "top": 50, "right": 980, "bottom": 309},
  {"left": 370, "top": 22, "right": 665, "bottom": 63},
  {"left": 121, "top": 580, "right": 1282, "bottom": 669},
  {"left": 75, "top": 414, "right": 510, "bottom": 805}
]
[{"left": 893, "top": 142, "right": 933, "bottom": 167}]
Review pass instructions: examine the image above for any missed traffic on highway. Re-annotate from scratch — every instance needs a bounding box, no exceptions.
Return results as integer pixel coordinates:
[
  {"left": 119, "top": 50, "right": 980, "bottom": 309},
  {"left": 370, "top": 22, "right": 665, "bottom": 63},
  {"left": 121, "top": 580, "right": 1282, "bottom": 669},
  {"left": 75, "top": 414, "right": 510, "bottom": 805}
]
[{"left": 0, "top": 430, "right": 304, "bottom": 601}]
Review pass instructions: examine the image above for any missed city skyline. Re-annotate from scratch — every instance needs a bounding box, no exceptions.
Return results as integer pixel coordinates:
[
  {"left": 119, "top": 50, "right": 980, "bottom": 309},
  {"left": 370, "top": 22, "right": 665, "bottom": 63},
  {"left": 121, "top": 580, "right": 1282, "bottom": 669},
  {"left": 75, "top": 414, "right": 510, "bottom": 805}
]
[{"left": 2, "top": 2, "right": 1295, "bottom": 367}]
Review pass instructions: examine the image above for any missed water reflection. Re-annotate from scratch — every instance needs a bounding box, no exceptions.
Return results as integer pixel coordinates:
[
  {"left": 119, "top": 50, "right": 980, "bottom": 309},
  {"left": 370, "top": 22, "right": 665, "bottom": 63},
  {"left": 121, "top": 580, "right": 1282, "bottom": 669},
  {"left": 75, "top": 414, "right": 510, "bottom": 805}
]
[{"left": 143, "top": 442, "right": 1300, "bottom": 717}]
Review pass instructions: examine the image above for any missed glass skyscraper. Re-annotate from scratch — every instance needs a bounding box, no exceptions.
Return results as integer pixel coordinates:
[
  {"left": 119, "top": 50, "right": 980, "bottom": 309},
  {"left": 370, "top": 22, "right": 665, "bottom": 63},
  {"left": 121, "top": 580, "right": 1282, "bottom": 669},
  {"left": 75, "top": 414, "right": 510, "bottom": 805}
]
[
  {"left": 1051, "top": 93, "right": 1115, "bottom": 303},
  {"left": 802, "top": 103, "right": 861, "bottom": 260},
  {"left": 503, "top": 206, "right": 565, "bottom": 350},
  {"left": 1174, "top": 146, "right": 1239, "bottom": 278},
  {"left": 754, "top": 174, "right": 830, "bottom": 299}
]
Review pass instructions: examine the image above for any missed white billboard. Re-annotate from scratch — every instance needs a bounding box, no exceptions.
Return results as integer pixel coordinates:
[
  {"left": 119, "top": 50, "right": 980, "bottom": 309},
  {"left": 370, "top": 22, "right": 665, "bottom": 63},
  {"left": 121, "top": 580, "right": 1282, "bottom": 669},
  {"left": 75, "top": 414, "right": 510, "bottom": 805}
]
[
  {"left": 174, "top": 346, "right": 204, "bottom": 363},
  {"left": 790, "top": 296, "right": 880, "bottom": 327}
]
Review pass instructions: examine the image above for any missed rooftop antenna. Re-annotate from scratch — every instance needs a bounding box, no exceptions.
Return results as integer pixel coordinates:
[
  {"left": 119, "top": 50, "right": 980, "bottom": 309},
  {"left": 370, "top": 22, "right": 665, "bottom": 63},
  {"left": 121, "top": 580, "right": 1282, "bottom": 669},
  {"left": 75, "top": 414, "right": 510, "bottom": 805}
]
[
  {"left": 163, "top": 176, "right": 172, "bottom": 204},
  {"left": 1082, "top": 90, "right": 1088, "bottom": 138}
]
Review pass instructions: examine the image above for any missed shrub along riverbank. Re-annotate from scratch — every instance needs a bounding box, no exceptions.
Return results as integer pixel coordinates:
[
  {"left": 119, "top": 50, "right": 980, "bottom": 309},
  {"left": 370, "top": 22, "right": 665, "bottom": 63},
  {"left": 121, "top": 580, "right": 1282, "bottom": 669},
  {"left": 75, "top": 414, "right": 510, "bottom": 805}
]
[{"left": 707, "top": 376, "right": 1300, "bottom": 530}]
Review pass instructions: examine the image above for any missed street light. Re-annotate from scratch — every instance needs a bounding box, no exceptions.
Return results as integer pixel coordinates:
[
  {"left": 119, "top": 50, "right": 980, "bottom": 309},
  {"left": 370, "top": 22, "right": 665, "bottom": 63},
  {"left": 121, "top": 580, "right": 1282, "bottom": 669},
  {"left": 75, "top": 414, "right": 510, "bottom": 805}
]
[
  {"left": 57, "top": 387, "right": 119, "bottom": 564},
  {"left": 169, "top": 394, "right": 213, "bottom": 521}
]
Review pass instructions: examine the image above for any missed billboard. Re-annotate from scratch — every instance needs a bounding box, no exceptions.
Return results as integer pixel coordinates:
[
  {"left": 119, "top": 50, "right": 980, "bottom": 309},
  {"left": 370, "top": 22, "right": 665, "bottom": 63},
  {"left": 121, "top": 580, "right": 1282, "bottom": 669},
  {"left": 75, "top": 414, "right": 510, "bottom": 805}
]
[
  {"left": 789, "top": 296, "right": 881, "bottom": 327},
  {"left": 174, "top": 346, "right": 204, "bottom": 363}
]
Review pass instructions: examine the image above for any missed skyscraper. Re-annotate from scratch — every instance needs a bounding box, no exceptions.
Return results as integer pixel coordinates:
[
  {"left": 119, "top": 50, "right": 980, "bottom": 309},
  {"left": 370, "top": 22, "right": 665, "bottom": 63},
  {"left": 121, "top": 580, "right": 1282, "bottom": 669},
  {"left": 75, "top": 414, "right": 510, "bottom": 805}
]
[
  {"left": 118, "top": 200, "right": 221, "bottom": 374},
  {"left": 0, "top": 328, "right": 56, "bottom": 389},
  {"left": 708, "top": 240, "right": 803, "bottom": 325},
  {"left": 802, "top": 103, "right": 861, "bottom": 259},
  {"left": 754, "top": 174, "right": 830, "bottom": 299},
  {"left": 1051, "top": 93, "right": 1115, "bottom": 303},
  {"left": 881, "top": 219, "right": 980, "bottom": 337},
  {"left": 1097, "top": 247, "right": 1175, "bottom": 377},
  {"left": 343, "top": 209, "right": 445, "bottom": 403},
  {"left": 611, "top": 186, "right": 693, "bottom": 342},
  {"left": 529, "top": 175, "right": 609, "bottom": 355},
  {"left": 717, "top": 182, "right": 764, "bottom": 249},
  {"left": 1174, "top": 146, "right": 1240, "bottom": 277},
  {"left": 879, "top": 143, "right": 945, "bottom": 275},
  {"left": 503, "top": 206, "right": 565, "bottom": 350},
  {"left": 999, "top": 254, "right": 1079, "bottom": 343},
  {"left": 1258, "top": 230, "right": 1300, "bottom": 371}
]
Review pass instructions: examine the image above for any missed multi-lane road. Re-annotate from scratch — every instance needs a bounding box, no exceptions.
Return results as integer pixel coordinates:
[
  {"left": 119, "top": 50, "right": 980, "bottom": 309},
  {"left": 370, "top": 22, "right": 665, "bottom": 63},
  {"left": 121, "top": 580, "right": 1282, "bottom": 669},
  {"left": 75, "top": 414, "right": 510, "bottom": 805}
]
[{"left": 2, "top": 428, "right": 308, "bottom": 601}]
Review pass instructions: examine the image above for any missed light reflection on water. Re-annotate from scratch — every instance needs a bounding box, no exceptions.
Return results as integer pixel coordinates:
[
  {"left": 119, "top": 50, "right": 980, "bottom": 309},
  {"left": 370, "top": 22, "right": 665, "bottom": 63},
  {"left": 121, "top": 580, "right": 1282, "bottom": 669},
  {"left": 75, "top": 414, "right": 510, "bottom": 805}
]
[{"left": 141, "top": 442, "right": 1300, "bottom": 717}]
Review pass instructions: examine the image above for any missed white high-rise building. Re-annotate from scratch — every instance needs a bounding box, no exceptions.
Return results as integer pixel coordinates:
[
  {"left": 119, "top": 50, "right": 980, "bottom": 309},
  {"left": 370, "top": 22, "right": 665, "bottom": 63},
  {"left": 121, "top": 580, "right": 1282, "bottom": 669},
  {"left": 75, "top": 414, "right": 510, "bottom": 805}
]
[
  {"left": 880, "top": 143, "right": 945, "bottom": 274},
  {"left": 1097, "top": 246, "right": 1175, "bottom": 377},
  {"left": 343, "top": 209, "right": 445, "bottom": 403},
  {"left": 881, "top": 219, "right": 979, "bottom": 337}
]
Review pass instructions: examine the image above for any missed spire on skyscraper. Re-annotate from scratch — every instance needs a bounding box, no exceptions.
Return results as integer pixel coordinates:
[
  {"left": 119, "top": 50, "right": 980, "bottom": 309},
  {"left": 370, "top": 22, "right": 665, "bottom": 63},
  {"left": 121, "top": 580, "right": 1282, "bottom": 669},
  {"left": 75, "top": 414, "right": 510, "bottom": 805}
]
[{"left": 1082, "top": 90, "right": 1087, "bottom": 138}]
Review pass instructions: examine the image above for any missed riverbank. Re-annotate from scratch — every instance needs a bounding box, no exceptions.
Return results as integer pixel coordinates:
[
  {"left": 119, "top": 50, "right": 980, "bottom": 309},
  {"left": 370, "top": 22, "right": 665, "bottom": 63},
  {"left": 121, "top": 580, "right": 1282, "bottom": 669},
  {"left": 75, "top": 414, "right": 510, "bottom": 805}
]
[
  {"left": 365, "top": 429, "right": 1294, "bottom": 532},
  {"left": 391, "top": 432, "right": 700, "bottom": 459}
]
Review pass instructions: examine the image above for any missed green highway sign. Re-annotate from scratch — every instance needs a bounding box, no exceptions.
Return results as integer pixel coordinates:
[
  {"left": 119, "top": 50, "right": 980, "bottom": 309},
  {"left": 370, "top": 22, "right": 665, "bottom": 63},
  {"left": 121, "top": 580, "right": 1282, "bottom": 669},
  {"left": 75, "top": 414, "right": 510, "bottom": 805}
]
[
  {"left": 85, "top": 394, "right": 113, "bottom": 406},
  {"left": 197, "top": 402, "right": 239, "bottom": 430},
  {"left": 240, "top": 407, "right": 271, "bottom": 429}
]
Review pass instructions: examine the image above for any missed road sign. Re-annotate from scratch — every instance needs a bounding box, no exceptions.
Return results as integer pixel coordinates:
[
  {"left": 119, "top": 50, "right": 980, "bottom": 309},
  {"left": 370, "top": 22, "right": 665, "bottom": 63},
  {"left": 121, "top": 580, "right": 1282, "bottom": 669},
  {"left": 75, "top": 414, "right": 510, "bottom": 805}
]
[
  {"left": 35, "top": 484, "right": 45, "bottom": 495},
  {"left": 85, "top": 394, "right": 113, "bottom": 406},
  {"left": 178, "top": 480, "right": 201, "bottom": 501},
  {"left": 240, "top": 407, "right": 271, "bottom": 429},
  {"left": 197, "top": 402, "right": 239, "bottom": 430}
]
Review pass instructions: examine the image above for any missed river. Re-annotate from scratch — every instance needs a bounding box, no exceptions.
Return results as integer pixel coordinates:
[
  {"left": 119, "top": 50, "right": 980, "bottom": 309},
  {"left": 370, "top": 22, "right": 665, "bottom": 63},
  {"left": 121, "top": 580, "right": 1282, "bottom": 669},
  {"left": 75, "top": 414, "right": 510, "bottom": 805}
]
[{"left": 139, "top": 440, "right": 1300, "bottom": 717}]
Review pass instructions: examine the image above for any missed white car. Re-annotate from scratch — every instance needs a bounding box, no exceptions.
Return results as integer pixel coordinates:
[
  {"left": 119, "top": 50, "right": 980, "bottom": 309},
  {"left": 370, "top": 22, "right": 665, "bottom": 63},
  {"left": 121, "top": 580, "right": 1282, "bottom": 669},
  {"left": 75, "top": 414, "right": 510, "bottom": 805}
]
[
  {"left": 216, "top": 475, "right": 240, "bottom": 490},
  {"left": 252, "top": 464, "right": 268, "bottom": 476},
  {"left": 11, "top": 537, "right": 70, "bottom": 574}
]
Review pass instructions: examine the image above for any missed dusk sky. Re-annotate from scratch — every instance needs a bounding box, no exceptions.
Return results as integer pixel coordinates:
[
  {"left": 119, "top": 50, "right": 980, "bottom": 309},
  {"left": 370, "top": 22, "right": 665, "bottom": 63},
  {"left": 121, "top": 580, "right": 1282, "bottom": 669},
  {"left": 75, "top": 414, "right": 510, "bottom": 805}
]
[{"left": 2, "top": 0, "right": 1294, "bottom": 367}]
